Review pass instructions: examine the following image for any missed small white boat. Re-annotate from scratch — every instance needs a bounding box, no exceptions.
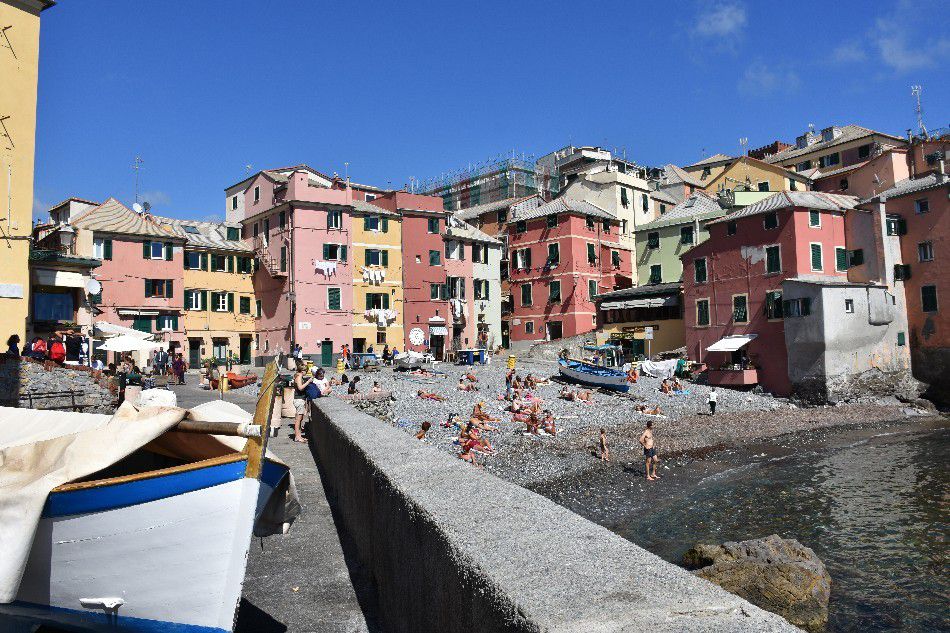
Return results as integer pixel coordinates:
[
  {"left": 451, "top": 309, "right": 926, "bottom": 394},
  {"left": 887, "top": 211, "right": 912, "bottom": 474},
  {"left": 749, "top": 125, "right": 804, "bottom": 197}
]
[
  {"left": 0, "top": 362, "right": 295, "bottom": 633},
  {"left": 558, "top": 344, "right": 630, "bottom": 393},
  {"left": 394, "top": 350, "right": 425, "bottom": 371}
]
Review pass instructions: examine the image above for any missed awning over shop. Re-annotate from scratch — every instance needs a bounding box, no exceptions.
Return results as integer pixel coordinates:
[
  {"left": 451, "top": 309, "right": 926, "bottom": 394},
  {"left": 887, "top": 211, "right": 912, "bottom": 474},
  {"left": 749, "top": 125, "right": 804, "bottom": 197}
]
[
  {"left": 428, "top": 316, "right": 446, "bottom": 324},
  {"left": 116, "top": 309, "right": 160, "bottom": 317},
  {"left": 430, "top": 326, "right": 448, "bottom": 336},
  {"left": 706, "top": 334, "right": 758, "bottom": 352},
  {"left": 33, "top": 269, "right": 85, "bottom": 288},
  {"left": 601, "top": 295, "right": 679, "bottom": 310}
]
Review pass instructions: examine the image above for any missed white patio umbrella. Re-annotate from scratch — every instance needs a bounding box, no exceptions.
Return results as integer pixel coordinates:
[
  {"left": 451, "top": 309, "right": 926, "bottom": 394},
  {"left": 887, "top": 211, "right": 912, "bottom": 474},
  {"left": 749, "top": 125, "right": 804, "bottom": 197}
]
[{"left": 98, "top": 335, "right": 166, "bottom": 353}]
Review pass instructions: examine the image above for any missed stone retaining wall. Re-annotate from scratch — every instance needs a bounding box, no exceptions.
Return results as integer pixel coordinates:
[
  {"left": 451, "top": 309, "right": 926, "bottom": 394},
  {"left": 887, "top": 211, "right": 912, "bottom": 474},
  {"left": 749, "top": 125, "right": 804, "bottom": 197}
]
[
  {"left": 0, "top": 355, "right": 115, "bottom": 413},
  {"left": 309, "top": 398, "right": 797, "bottom": 632}
]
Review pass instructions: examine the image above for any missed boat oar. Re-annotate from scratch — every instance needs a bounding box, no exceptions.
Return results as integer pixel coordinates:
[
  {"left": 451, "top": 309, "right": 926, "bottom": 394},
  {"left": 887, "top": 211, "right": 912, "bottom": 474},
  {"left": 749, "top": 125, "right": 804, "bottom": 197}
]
[{"left": 173, "top": 420, "right": 262, "bottom": 438}]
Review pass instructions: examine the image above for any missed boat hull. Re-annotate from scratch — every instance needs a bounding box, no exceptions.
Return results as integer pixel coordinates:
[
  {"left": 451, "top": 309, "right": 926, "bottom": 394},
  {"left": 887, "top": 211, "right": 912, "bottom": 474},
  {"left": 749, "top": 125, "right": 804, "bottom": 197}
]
[
  {"left": 2, "top": 459, "right": 286, "bottom": 633},
  {"left": 558, "top": 359, "right": 630, "bottom": 392}
]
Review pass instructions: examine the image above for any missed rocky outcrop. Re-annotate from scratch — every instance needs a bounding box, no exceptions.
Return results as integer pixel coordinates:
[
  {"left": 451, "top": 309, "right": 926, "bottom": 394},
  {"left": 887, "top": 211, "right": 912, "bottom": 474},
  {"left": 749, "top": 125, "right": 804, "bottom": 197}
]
[
  {"left": 684, "top": 534, "right": 831, "bottom": 632},
  {"left": 0, "top": 355, "right": 115, "bottom": 414}
]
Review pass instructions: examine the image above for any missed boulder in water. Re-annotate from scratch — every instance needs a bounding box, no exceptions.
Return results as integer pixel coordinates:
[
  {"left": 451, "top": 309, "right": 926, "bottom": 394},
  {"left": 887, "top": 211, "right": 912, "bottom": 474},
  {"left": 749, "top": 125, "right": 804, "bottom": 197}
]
[{"left": 683, "top": 534, "right": 831, "bottom": 632}]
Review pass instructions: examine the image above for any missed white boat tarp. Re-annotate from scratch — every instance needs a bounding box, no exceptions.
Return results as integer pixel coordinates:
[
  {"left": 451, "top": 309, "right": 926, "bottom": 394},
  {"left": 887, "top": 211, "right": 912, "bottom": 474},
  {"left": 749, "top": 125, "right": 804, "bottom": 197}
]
[
  {"left": 95, "top": 321, "right": 154, "bottom": 340},
  {"left": 638, "top": 358, "right": 679, "bottom": 379},
  {"left": 705, "top": 334, "right": 757, "bottom": 353},
  {"left": 0, "top": 401, "right": 299, "bottom": 604},
  {"left": 98, "top": 335, "right": 167, "bottom": 352}
]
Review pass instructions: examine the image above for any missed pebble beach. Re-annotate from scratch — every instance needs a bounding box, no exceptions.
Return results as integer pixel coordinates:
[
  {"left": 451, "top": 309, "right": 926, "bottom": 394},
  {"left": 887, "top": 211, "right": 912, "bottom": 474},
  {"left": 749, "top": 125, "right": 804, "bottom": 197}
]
[{"left": 325, "top": 356, "right": 924, "bottom": 487}]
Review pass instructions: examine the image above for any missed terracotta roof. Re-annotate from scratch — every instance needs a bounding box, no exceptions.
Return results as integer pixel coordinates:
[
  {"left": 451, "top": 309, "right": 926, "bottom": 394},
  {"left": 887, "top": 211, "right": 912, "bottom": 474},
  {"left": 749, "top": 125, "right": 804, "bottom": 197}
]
[
  {"left": 640, "top": 192, "right": 725, "bottom": 230},
  {"left": 149, "top": 215, "right": 251, "bottom": 252},
  {"left": 72, "top": 198, "right": 182, "bottom": 239},
  {"left": 706, "top": 191, "right": 859, "bottom": 226}
]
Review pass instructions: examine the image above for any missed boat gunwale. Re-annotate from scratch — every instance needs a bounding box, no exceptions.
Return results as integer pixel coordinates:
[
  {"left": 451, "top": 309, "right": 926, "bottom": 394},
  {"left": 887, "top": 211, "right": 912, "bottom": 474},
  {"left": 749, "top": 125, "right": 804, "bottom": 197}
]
[{"left": 50, "top": 453, "right": 248, "bottom": 493}]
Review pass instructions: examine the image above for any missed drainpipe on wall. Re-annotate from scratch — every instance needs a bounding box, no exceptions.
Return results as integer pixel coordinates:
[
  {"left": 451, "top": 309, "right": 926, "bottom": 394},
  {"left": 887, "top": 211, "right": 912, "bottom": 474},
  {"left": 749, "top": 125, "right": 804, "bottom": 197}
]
[{"left": 288, "top": 206, "right": 296, "bottom": 358}]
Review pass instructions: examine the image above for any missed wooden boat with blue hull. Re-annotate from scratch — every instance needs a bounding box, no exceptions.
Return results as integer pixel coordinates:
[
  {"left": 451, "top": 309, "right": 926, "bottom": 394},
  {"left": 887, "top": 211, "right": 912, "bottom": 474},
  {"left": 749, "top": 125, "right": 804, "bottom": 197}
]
[
  {"left": 0, "top": 362, "right": 291, "bottom": 633},
  {"left": 557, "top": 344, "right": 630, "bottom": 392}
]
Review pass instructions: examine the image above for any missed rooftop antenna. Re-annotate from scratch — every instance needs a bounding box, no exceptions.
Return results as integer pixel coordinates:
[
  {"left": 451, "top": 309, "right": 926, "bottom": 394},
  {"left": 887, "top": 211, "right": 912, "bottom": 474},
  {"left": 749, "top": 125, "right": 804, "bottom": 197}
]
[
  {"left": 344, "top": 161, "right": 349, "bottom": 181},
  {"left": 911, "top": 85, "right": 928, "bottom": 137},
  {"left": 132, "top": 156, "right": 144, "bottom": 203},
  {"left": 244, "top": 163, "right": 253, "bottom": 175}
]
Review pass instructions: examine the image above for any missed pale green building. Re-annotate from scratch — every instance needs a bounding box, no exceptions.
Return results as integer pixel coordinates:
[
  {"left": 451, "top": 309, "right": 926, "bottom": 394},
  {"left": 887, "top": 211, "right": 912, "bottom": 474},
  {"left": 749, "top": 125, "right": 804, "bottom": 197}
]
[{"left": 635, "top": 191, "right": 725, "bottom": 285}]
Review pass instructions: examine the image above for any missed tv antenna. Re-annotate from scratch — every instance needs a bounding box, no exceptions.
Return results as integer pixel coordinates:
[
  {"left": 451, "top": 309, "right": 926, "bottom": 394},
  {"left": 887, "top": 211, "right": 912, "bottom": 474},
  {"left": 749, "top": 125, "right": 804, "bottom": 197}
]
[
  {"left": 132, "top": 156, "right": 144, "bottom": 203},
  {"left": 244, "top": 163, "right": 253, "bottom": 174},
  {"left": 911, "top": 85, "right": 927, "bottom": 137}
]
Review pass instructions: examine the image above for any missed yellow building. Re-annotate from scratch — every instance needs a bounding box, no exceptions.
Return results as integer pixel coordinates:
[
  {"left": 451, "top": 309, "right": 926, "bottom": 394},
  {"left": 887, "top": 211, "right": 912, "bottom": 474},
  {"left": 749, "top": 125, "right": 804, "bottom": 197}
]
[
  {"left": 700, "top": 156, "right": 811, "bottom": 194},
  {"left": 0, "top": 0, "right": 53, "bottom": 342},
  {"left": 349, "top": 200, "right": 403, "bottom": 353},
  {"left": 594, "top": 284, "right": 685, "bottom": 360},
  {"left": 155, "top": 217, "right": 257, "bottom": 368}
]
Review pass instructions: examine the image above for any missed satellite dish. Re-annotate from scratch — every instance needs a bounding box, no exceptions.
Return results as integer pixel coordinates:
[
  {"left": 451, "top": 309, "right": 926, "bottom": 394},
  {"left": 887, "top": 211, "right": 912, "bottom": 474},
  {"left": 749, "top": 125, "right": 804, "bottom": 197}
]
[
  {"left": 86, "top": 279, "right": 102, "bottom": 295},
  {"left": 409, "top": 328, "right": 425, "bottom": 346},
  {"left": 132, "top": 203, "right": 144, "bottom": 214}
]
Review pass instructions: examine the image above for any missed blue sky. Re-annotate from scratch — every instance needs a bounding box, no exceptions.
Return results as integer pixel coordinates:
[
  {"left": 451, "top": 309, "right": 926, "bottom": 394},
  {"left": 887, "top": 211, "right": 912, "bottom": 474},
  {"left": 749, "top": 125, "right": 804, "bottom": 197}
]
[{"left": 33, "top": 0, "right": 948, "bottom": 221}]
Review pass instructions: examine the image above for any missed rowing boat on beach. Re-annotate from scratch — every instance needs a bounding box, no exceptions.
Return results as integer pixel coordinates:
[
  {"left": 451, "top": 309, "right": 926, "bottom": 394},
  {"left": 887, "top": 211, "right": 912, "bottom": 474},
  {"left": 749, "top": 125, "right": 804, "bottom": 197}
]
[
  {"left": 557, "top": 344, "right": 630, "bottom": 392},
  {"left": 0, "top": 361, "right": 297, "bottom": 633}
]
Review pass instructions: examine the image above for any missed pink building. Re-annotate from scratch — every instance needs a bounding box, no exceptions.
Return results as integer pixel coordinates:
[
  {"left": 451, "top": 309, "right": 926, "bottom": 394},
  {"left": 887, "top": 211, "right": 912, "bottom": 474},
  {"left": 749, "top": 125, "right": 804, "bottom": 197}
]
[
  {"left": 682, "top": 191, "right": 854, "bottom": 396},
  {"left": 506, "top": 198, "right": 633, "bottom": 347},
  {"left": 369, "top": 191, "right": 452, "bottom": 356},
  {"left": 232, "top": 168, "right": 356, "bottom": 364},
  {"left": 70, "top": 198, "right": 187, "bottom": 356}
]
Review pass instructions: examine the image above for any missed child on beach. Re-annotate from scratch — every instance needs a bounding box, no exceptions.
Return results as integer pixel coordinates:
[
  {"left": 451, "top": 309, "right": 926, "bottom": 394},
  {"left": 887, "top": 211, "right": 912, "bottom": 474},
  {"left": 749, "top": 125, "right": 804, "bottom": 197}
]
[
  {"left": 599, "top": 428, "right": 610, "bottom": 462},
  {"left": 416, "top": 421, "right": 431, "bottom": 440}
]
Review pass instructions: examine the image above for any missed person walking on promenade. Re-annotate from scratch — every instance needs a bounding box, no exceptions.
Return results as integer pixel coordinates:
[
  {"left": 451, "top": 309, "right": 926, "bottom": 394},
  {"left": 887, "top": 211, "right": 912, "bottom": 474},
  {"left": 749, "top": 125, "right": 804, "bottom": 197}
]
[
  {"left": 639, "top": 420, "right": 659, "bottom": 481},
  {"left": 291, "top": 362, "right": 315, "bottom": 444},
  {"left": 172, "top": 353, "right": 187, "bottom": 385},
  {"left": 707, "top": 388, "right": 717, "bottom": 415}
]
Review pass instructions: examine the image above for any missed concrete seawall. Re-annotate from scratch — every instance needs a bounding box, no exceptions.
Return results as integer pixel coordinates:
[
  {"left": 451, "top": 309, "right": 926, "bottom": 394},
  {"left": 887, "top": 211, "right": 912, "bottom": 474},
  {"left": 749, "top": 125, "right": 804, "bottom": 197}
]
[{"left": 310, "top": 398, "right": 798, "bottom": 632}]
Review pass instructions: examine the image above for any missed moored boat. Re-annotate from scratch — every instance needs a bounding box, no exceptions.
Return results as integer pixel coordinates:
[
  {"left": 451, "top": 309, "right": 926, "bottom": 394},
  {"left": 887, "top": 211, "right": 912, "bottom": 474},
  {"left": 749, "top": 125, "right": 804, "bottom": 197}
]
[
  {"left": 0, "top": 362, "right": 296, "bottom": 633},
  {"left": 393, "top": 350, "right": 425, "bottom": 371},
  {"left": 557, "top": 344, "right": 631, "bottom": 392}
]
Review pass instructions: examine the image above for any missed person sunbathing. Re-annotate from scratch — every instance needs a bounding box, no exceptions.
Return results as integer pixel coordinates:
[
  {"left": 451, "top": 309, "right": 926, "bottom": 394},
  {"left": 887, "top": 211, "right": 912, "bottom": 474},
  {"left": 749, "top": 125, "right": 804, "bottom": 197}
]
[
  {"left": 559, "top": 387, "right": 575, "bottom": 400},
  {"left": 671, "top": 377, "right": 684, "bottom": 392},
  {"left": 465, "top": 371, "right": 478, "bottom": 383},
  {"left": 524, "top": 374, "right": 538, "bottom": 389},
  {"left": 411, "top": 368, "right": 435, "bottom": 377},
  {"left": 626, "top": 367, "right": 639, "bottom": 383},
  {"left": 540, "top": 410, "right": 557, "bottom": 436},
  {"left": 659, "top": 379, "right": 673, "bottom": 396},
  {"left": 574, "top": 389, "right": 593, "bottom": 402},
  {"left": 523, "top": 413, "right": 541, "bottom": 435},
  {"left": 457, "top": 378, "right": 478, "bottom": 392},
  {"left": 635, "top": 403, "right": 663, "bottom": 416},
  {"left": 416, "top": 421, "right": 431, "bottom": 440},
  {"left": 472, "top": 402, "right": 498, "bottom": 422},
  {"left": 417, "top": 389, "right": 445, "bottom": 402},
  {"left": 458, "top": 439, "right": 481, "bottom": 467},
  {"left": 464, "top": 422, "right": 494, "bottom": 454},
  {"left": 469, "top": 415, "right": 498, "bottom": 433}
]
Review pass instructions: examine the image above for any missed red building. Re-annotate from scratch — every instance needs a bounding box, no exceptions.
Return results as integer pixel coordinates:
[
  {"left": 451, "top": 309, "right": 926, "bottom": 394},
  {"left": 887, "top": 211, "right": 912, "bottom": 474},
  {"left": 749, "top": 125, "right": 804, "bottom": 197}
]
[
  {"left": 506, "top": 198, "right": 633, "bottom": 346},
  {"left": 682, "top": 191, "right": 854, "bottom": 396}
]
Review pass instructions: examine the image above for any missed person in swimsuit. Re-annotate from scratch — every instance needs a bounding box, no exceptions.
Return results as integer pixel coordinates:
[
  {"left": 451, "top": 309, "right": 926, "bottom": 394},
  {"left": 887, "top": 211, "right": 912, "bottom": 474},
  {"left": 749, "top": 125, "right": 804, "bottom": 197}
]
[
  {"left": 639, "top": 420, "right": 659, "bottom": 481},
  {"left": 599, "top": 428, "right": 610, "bottom": 462},
  {"left": 416, "top": 421, "right": 431, "bottom": 440}
]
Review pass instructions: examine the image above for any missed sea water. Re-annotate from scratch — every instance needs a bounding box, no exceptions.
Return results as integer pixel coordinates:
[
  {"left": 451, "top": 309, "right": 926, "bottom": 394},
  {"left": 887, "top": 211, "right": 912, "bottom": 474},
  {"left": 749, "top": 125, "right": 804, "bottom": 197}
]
[{"left": 614, "top": 420, "right": 949, "bottom": 631}]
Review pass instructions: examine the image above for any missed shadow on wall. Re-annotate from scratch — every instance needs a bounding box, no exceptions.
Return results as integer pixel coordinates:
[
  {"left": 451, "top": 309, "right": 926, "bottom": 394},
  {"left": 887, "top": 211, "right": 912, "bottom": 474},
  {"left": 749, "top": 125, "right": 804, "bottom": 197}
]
[{"left": 0, "top": 354, "right": 22, "bottom": 408}]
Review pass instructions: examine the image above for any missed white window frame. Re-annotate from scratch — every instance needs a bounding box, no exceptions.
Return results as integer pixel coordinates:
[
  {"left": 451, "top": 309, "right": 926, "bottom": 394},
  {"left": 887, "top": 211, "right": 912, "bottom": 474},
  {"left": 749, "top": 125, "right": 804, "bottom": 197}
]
[
  {"left": 808, "top": 209, "right": 821, "bottom": 228},
  {"left": 695, "top": 298, "right": 711, "bottom": 327},
  {"left": 253, "top": 186, "right": 260, "bottom": 203},
  {"left": 918, "top": 241, "right": 934, "bottom": 262},
  {"left": 93, "top": 238, "right": 105, "bottom": 259},
  {"left": 150, "top": 241, "right": 165, "bottom": 260},
  {"left": 515, "top": 248, "right": 530, "bottom": 270},
  {"left": 365, "top": 215, "right": 381, "bottom": 232},
  {"left": 365, "top": 193, "right": 377, "bottom": 202},
  {"left": 810, "top": 242, "right": 824, "bottom": 272},
  {"left": 844, "top": 299, "right": 854, "bottom": 313},
  {"left": 365, "top": 249, "right": 383, "bottom": 266},
  {"left": 757, "top": 181, "right": 770, "bottom": 192},
  {"left": 187, "top": 290, "right": 202, "bottom": 311},
  {"left": 214, "top": 292, "right": 228, "bottom": 312},
  {"left": 325, "top": 243, "right": 345, "bottom": 261},
  {"left": 157, "top": 315, "right": 175, "bottom": 332},
  {"left": 328, "top": 210, "right": 343, "bottom": 230}
]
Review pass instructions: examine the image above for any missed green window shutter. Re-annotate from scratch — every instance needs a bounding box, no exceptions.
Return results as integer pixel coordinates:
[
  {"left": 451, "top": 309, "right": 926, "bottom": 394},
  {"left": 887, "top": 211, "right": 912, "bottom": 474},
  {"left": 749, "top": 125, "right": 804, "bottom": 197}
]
[
  {"left": 365, "top": 295, "right": 372, "bottom": 310},
  {"left": 835, "top": 248, "right": 848, "bottom": 271},
  {"left": 340, "top": 245, "right": 347, "bottom": 262},
  {"left": 227, "top": 255, "right": 234, "bottom": 273},
  {"left": 145, "top": 279, "right": 153, "bottom": 297},
  {"left": 143, "top": 241, "right": 150, "bottom": 259},
  {"left": 227, "top": 292, "right": 234, "bottom": 312},
  {"left": 811, "top": 244, "right": 822, "bottom": 270},
  {"left": 200, "top": 253, "right": 207, "bottom": 270},
  {"left": 766, "top": 247, "right": 781, "bottom": 273},
  {"left": 364, "top": 250, "right": 371, "bottom": 266},
  {"left": 171, "top": 315, "right": 179, "bottom": 330},
  {"left": 166, "top": 280, "right": 174, "bottom": 298},
  {"left": 483, "top": 281, "right": 490, "bottom": 301},
  {"left": 104, "top": 239, "right": 113, "bottom": 260},
  {"left": 364, "top": 216, "right": 370, "bottom": 231},
  {"left": 381, "top": 250, "right": 389, "bottom": 267},
  {"left": 383, "top": 293, "right": 390, "bottom": 309},
  {"left": 381, "top": 217, "right": 389, "bottom": 232},
  {"left": 328, "top": 287, "right": 341, "bottom": 310},
  {"left": 323, "top": 244, "right": 330, "bottom": 259},
  {"left": 202, "top": 290, "right": 209, "bottom": 311},
  {"left": 165, "top": 243, "right": 173, "bottom": 261}
]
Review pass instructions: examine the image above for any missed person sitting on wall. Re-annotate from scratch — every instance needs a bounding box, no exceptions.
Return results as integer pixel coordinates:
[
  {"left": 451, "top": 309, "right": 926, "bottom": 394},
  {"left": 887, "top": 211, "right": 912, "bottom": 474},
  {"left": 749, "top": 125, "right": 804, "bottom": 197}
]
[{"left": 416, "top": 389, "right": 445, "bottom": 402}]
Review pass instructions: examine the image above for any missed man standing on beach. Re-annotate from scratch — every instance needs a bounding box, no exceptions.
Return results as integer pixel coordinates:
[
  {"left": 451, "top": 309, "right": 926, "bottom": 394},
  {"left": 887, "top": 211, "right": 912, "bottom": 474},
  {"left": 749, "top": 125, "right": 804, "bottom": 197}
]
[
  {"left": 707, "top": 388, "right": 717, "bottom": 415},
  {"left": 639, "top": 421, "right": 659, "bottom": 481}
]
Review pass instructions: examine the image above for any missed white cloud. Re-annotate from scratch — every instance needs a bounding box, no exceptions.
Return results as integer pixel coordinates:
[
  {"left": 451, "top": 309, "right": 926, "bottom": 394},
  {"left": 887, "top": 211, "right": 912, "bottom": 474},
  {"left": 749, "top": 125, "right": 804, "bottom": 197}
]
[
  {"left": 871, "top": 2, "right": 950, "bottom": 73},
  {"left": 738, "top": 60, "right": 800, "bottom": 96},
  {"left": 138, "top": 190, "right": 171, "bottom": 207},
  {"left": 831, "top": 41, "right": 867, "bottom": 64},
  {"left": 32, "top": 196, "right": 50, "bottom": 216},
  {"left": 694, "top": 2, "right": 747, "bottom": 37}
]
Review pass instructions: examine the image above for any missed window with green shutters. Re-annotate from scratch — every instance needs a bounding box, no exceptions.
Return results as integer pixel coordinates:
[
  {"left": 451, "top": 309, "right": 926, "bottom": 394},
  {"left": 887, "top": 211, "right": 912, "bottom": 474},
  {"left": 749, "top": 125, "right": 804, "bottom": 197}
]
[
  {"left": 226, "top": 227, "right": 240, "bottom": 241},
  {"left": 238, "top": 257, "right": 253, "bottom": 273},
  {"left": 327, "top": 287, "right": 341, "bottom": 310},
  {"left": 696, "top": 299, "right": 710, "bottom": 326},
  {"left": 611, "top": 250, "right": 620, "bottom": 267},
  {"left": 227, "top": 293, "right": 234, "bottom": 312},
  {"left": 835, "top": 247, "right": 848, "bottom": 271},
  {"left": 587, "top": 243, "right": 596, "bottom": 264},
  {"left": 765, "top": 291, "right": 784, "bottom": 319},
  {"left": 280, "top": 247, "right": 287, "bottom": 272},
  {"left": 185, "top": 251, "right": 201, "bottom": 270},
  {"left": 921, "top": 285, "right": 938, "bottom": 312},
  {"left": 547, "top": 214, "right": 558, "bottom": 228},
  {"left": 809, "top": 210, "right": 821, "bottom": 227},
  {"left": 694, "top": 258, "right": 707, "bottom": 283},
  {"left": 810, "top": 243, "right": 823, "bottom": 271},
  {"left": 680, "top": 226, "right": 694, "bottom": 245},
  {"left": 766, "top": 245, "right": 781, "bottom": 273},
  {"left": 649, "top": 265, "right": 662, "bottom": 284},
  {"left": 365, "top": 249, "right": 387, "bottom": 266},
  {"left": 515, "top": 220, "right": 527, "bottom": 234},
  {"left": 897, "top": 331, "right": 906, "bottom": 346},
  {"left": 145, "top": 279, "right": 173, "bottom": 298},
  {"left": 239, "top": 296, "right": 251, "bottom": 314},
  {"left": 132, "top": 316, "right": 152, "bottom": 333},
  {"left": 620, "top": 187, "right": 629, "bottom": 208},
  {"left": 727, "top": 221, "right": 737, "bottom": 235},
  {"left": 429, "top": 250, "right": 441, "bottom": 266},
  {"left": 733, "top": 295, "right": 748, "bottom": 323},
  {"left": 365, "top": 293, "right": 389, "bottom": 310},
  {"left": 255, "top": 299, "right": 262, "bottom": 317},
  {"left": 885, "top": 214, "right": 906, "bottom": 236},
  {"left": 521, "top": 283, "right": 533, "bottom": 307},
  {"left": 278, "top": 211, "right": 285, "bottom": 229},
  {"left": 547, "top": 243, "right": 559, "bottom": 265},
  {"left": 103, "top": 239, "right": 112, "bottom": 260},
  {"left": 548, "top": 280, "right": 561, "bottom": 303},
  {"left": 427, "top": 218, "right": 439, "bottom": 233},
  {"left": 647, "top": 232, "right": 659, "bottom": 249},
  {"left": 641, "top": 193, "right": 649, "bottom": 211}
]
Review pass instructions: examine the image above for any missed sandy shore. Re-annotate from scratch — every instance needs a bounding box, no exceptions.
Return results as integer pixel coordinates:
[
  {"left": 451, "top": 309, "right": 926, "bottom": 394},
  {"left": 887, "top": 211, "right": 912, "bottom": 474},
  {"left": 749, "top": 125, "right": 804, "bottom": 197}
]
[{"left": 329, "top": 356, "right": 930, "bottom": 487}]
